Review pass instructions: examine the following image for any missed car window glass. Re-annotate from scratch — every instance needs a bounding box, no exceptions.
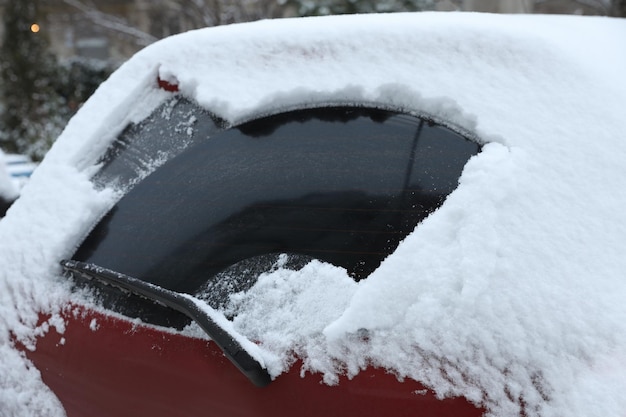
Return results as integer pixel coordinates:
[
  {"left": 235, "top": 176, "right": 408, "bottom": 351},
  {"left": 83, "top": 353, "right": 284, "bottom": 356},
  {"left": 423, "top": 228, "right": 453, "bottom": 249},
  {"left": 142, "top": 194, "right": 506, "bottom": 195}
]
[
  {"left": 72, "top": 103, "right": 481, "bottom": 327},
  {"left": 94, "top": 97, "right": 226, "bottom": 190}
]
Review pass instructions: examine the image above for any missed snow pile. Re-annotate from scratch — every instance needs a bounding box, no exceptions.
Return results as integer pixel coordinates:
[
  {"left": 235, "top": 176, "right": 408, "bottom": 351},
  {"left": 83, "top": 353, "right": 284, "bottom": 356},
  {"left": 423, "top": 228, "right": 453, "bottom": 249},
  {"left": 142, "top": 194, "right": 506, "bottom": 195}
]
[{"left": 1, "top": 12, "right": 626, "bottom": 417}]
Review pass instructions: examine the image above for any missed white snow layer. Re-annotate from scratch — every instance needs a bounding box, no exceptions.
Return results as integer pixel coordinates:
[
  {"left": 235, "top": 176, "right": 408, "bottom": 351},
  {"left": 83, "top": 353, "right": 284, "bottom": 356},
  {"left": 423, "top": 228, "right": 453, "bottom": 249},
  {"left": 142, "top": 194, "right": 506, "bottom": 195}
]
[{"left": 1, "top": 11, "right": 626, "bottom": 417}]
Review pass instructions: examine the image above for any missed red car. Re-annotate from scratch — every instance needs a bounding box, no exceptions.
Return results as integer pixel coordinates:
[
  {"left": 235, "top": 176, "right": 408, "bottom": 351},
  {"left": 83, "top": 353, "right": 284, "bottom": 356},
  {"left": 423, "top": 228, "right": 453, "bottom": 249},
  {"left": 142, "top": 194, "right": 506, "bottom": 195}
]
[{"left": 3, "top": 12, "right": 626, "bottom": 417}]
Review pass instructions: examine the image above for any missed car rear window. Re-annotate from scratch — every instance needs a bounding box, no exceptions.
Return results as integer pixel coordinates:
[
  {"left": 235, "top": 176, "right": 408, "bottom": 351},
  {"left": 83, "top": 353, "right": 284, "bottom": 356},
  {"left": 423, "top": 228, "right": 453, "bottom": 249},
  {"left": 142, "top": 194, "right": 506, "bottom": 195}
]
[{"left": 71, "top": 99, "right": 481, "bottom": 327}]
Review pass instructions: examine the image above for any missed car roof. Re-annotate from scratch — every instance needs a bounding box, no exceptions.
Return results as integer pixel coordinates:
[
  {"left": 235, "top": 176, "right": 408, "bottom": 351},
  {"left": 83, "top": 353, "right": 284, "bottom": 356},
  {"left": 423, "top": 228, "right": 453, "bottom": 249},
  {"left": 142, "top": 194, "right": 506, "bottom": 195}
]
[{"left": 1, "top": 12, "right": 626, "bottom": 417}]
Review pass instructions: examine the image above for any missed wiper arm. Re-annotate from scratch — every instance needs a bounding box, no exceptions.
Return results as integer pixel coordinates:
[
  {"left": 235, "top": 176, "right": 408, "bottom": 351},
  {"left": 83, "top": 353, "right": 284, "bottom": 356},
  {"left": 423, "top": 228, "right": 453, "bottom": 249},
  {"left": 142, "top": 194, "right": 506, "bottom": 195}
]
[{"left": 61, "top": 260, "right": 271, "bottom": 387}]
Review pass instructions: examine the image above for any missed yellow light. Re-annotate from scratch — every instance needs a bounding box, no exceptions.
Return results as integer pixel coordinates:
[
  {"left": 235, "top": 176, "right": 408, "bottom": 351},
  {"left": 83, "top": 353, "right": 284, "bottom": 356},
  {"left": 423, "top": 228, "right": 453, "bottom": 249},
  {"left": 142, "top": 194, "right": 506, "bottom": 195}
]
[{"left": 30, "top": 23, "right": 40, "bottom": 33}]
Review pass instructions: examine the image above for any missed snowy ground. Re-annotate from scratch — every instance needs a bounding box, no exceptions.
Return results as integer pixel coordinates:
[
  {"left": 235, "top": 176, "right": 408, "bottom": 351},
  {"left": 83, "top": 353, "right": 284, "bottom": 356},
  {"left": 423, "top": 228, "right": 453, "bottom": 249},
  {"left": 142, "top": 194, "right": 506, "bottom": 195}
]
[{"left": 1, "top": 12, "right": 626, "bottom": 417}]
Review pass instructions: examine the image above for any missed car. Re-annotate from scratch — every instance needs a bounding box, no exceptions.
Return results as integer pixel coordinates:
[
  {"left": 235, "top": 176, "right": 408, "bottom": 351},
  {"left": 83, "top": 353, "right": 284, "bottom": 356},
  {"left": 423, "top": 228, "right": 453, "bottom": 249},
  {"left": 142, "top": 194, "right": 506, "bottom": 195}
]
[
  {"left": 0, "top": 150, "right": 18, "bottom": 216},
  {"left": 3, "top": 153, "right": 38, "bottom": 191},
  {"left": 0, "top": 151, "right": 38, "bottom": 217},
  {"left": 1, "top": 11, "right": 626, "bottom": 417}
]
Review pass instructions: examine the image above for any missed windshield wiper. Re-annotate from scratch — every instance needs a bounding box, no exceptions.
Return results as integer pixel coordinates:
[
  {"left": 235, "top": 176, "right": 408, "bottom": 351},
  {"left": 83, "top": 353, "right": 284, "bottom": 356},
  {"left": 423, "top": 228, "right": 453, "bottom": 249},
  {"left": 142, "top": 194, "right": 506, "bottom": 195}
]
[{"left": 61, "top": 260, "right": 271, "bottom": 387}]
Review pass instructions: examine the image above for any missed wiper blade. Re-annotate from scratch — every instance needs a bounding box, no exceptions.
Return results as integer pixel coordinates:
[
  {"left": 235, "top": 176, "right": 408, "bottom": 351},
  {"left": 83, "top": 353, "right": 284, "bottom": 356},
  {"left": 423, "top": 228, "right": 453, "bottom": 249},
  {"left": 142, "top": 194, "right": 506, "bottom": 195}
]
[{"left": 61, "top": 260, "right": 271, "bottom": 387}]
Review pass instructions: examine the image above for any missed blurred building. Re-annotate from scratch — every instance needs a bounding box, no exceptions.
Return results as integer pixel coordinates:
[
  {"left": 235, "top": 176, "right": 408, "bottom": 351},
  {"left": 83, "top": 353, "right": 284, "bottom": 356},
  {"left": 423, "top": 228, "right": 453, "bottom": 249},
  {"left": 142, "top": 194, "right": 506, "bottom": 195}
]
[
  {"left": 0, "top": 0, "right": 611, "bottom": 64},
  {"left": 0, "top": 0, "right": 193, "bottom": 63},
  {"left": 533, "top": 0, "right": 611, "bottom": 14},
  {"left": 457, "top": 0, "right": 533, "bottom": 12},
  {"left": 439, "top": 0, "right": 608, "bottom": 13}
]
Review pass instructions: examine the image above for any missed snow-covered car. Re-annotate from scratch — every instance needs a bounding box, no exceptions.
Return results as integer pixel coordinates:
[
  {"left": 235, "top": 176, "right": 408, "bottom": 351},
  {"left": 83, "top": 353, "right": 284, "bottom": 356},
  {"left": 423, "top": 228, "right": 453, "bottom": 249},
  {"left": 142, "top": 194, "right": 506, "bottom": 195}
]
[
  {"left": 3, "top": 153, "right": 38, "bottom": 191},
  {"left": 1, "top": 12, "right": 626, "bottom": 417},
  {"left": 0, "top": 152, "right": 38, "bottom": 216},
  {"left": 0, "top": 150, "right": 18, "bottom": 216}
]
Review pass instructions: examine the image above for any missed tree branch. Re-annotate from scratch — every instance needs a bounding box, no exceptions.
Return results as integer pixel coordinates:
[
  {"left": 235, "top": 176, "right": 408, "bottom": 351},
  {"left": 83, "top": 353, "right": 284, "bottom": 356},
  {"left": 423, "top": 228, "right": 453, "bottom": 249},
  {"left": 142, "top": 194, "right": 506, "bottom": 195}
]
[{"left": 61, "top": 0, "right": 158, "bottom": 46}]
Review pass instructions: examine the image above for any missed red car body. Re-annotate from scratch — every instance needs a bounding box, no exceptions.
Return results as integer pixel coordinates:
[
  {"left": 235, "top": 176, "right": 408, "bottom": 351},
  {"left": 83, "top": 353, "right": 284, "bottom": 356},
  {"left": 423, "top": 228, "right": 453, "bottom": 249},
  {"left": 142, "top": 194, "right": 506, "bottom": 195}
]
[{"left": 26, "top": 307, "right": 482, "bottom": 417}]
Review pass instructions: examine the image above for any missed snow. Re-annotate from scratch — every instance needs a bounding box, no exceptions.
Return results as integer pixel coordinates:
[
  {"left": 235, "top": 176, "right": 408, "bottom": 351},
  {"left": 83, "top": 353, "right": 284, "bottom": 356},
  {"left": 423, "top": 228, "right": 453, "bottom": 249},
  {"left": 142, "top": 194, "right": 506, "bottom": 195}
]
[{"left": 1, "top": 11, "right": 626, "bottom": 417}]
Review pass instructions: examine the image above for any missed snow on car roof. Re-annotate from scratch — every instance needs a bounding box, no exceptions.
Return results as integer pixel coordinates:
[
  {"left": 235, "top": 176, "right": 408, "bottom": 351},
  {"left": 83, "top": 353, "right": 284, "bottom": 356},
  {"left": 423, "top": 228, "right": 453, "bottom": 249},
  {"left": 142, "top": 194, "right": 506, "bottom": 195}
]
[{"left": 1, "top": 11, "right": 626, "bottom": 417}]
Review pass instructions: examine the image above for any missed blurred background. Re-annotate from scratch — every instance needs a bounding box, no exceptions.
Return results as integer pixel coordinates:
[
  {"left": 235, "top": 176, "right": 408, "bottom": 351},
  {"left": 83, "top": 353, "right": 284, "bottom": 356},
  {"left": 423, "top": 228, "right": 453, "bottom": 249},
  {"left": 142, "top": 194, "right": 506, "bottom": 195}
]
[{"left": 0, "top": 0, "right": 623, "bottom": 163}]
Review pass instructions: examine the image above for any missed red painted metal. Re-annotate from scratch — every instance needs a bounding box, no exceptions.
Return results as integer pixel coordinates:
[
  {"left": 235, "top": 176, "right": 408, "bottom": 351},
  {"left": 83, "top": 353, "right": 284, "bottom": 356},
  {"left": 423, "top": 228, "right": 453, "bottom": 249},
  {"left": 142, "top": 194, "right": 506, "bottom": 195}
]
[
  {"left": 25, "top": 307, "right": 484, "bottom": 417},
  {"left": 157, "top": 77, "right": 179, "bottom": 92}
]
